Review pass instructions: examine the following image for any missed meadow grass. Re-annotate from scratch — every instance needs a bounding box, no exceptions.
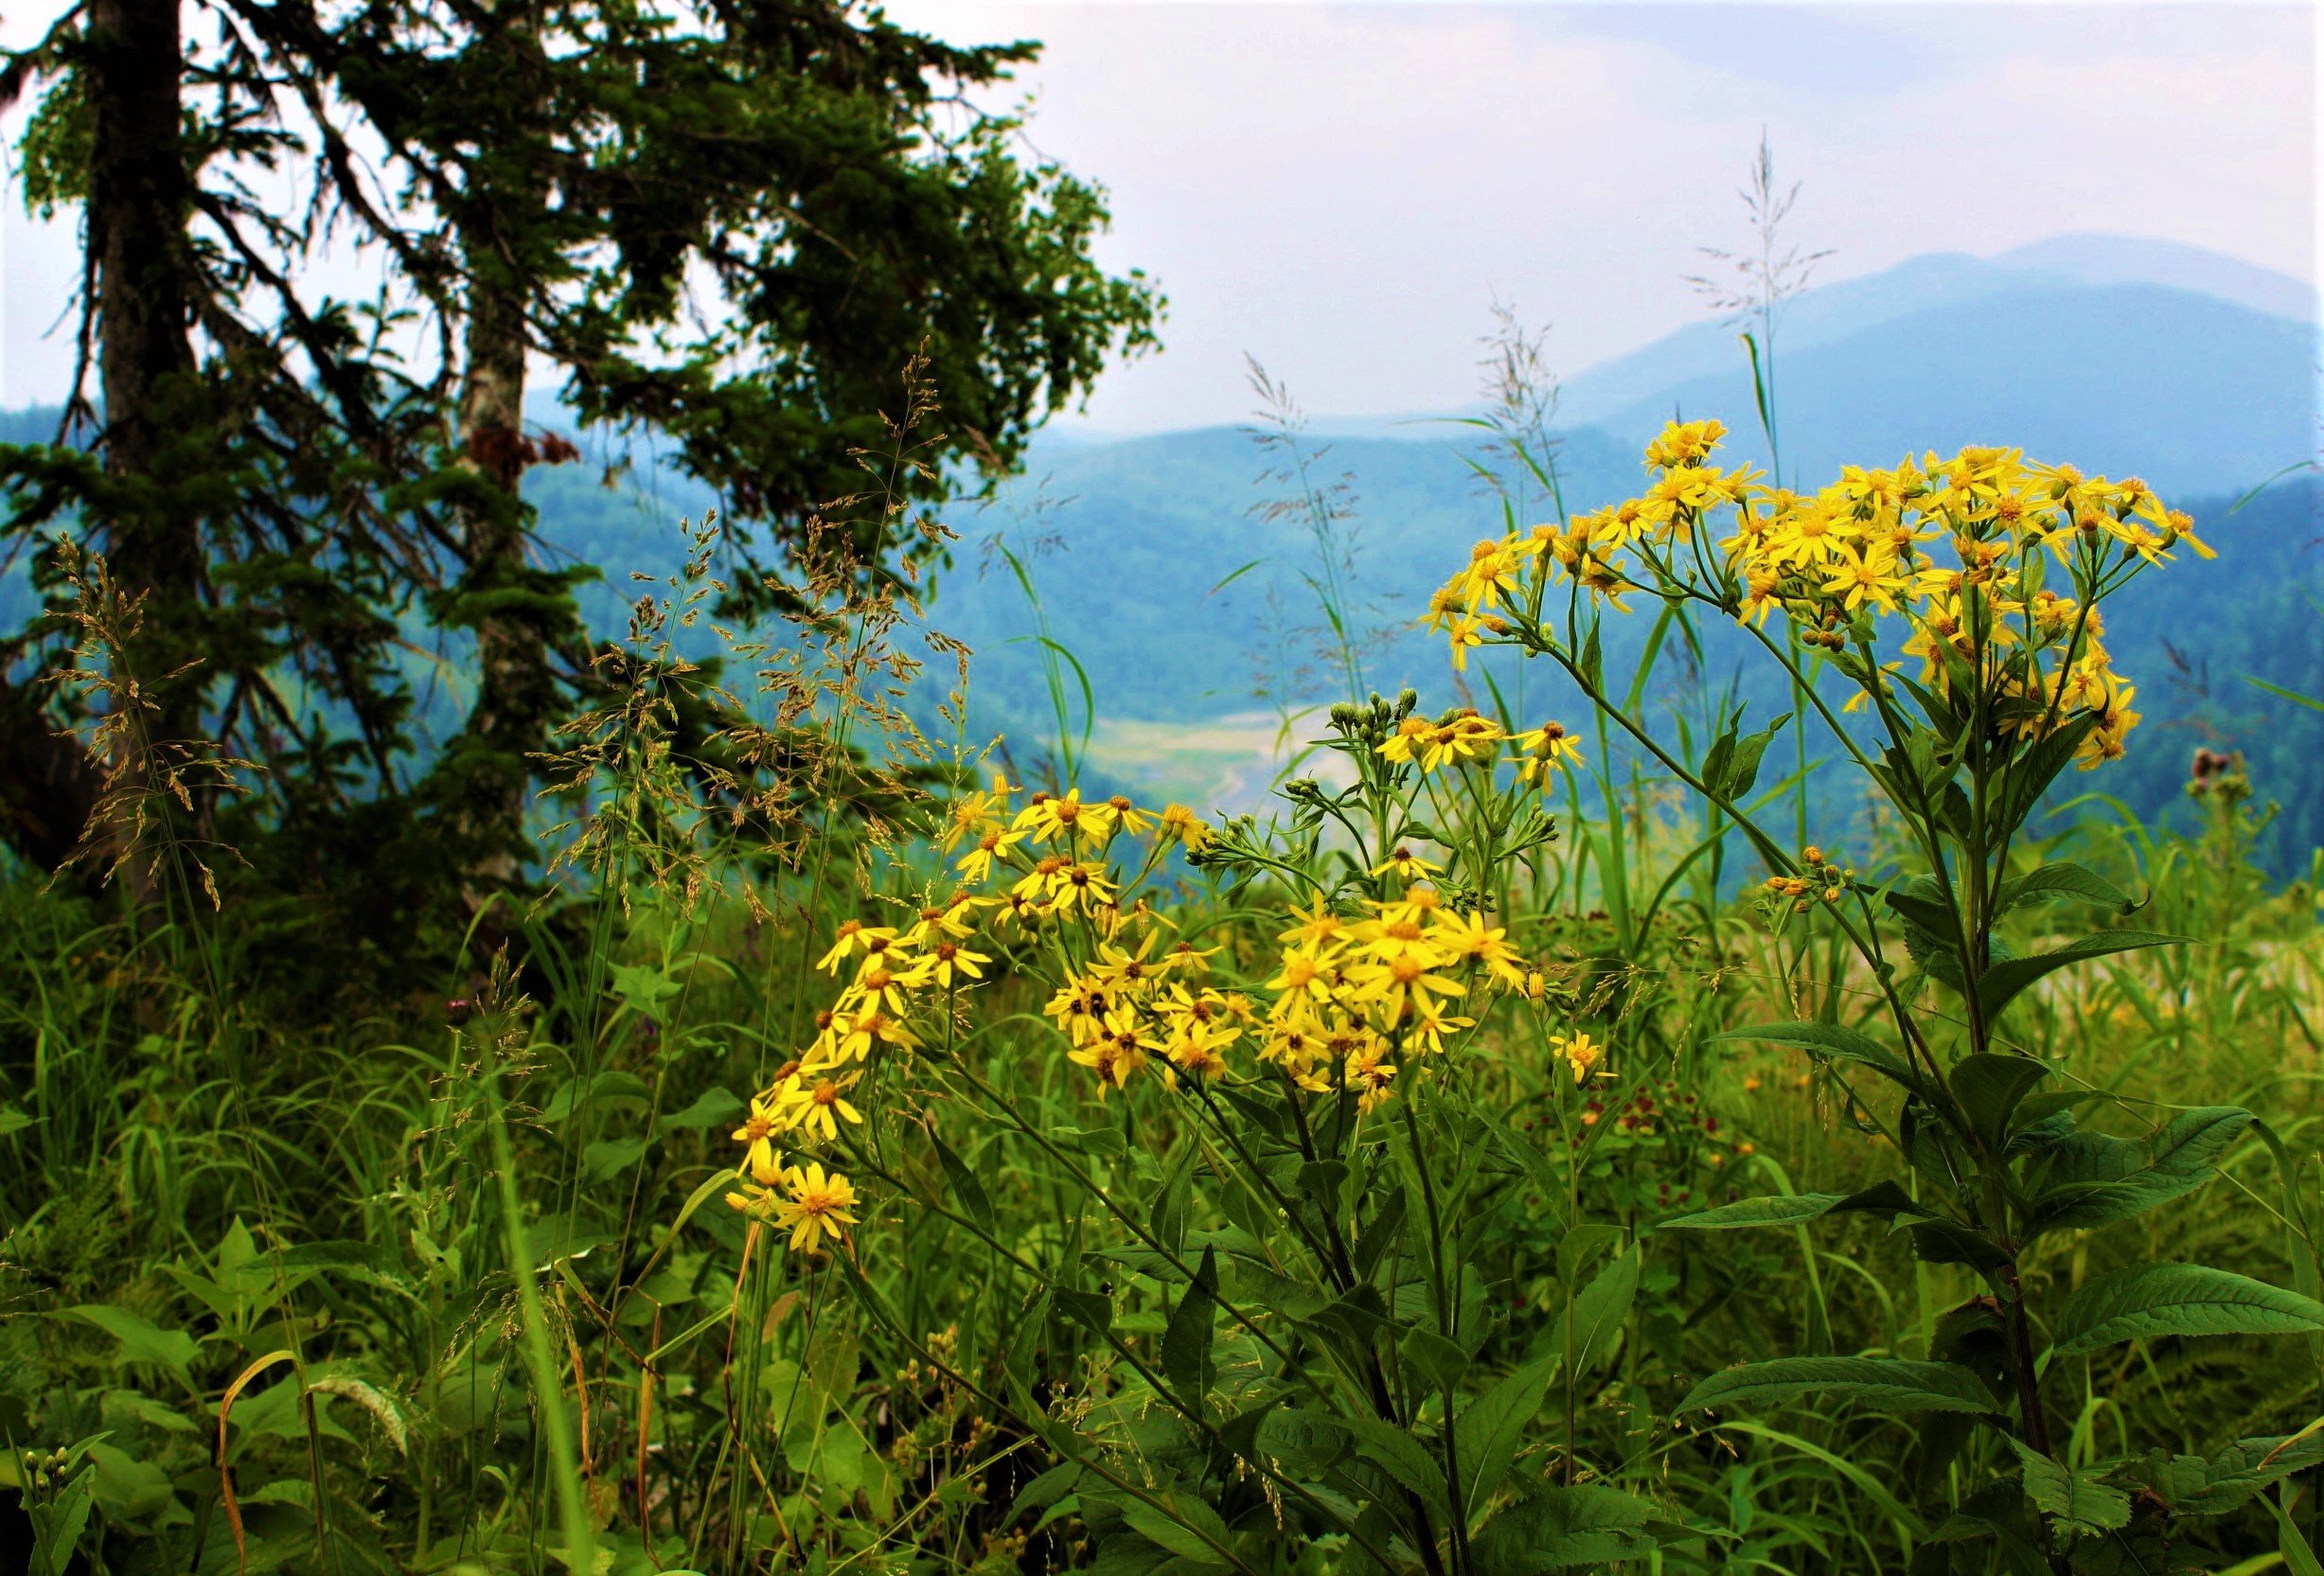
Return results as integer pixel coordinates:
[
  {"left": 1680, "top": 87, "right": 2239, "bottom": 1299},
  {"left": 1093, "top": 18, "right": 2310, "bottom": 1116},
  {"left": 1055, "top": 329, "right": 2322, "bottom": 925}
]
[{"left": 2, "top": 408, "right": 2320, "bottom": 1576}]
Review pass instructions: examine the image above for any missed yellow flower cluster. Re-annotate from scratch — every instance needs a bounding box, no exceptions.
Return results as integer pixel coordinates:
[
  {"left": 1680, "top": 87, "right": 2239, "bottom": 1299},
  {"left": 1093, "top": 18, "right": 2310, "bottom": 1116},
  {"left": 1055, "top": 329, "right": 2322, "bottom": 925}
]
[
  {"left": 749, "top": 761, "right": 1621, "bottom": 1256},
  {"left": 1375, "top": 708, "right": 1586, "bottom": 782},
  {"left": 1040, "top": 881, "right": 1536, "bottom": 1109},
  {"left": 1429, "top": 421, "right": 2212, "bottom": 770},
  {"left": 731, "top": 776, "right": 1216, "bottom": 1253}
]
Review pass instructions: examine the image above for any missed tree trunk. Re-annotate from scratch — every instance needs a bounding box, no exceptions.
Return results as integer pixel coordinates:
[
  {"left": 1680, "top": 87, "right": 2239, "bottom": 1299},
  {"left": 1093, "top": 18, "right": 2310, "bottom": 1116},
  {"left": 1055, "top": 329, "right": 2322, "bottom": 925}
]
[
  {"left": 448, "top": 3, "right": 557, "bottom": 897},
  {"left": 82, "top": 0, "right": 204, "bottom": 894},
  {"left": 452, "top": 258, "right": 551, "bottom": 892}
]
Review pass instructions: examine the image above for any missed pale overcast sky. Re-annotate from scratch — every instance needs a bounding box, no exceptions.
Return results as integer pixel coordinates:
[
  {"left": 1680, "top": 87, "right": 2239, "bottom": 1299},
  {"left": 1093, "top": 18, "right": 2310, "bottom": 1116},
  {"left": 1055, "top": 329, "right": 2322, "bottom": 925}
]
[{"left": 3, "top": 3, "right": 2315, "bottom": 429}]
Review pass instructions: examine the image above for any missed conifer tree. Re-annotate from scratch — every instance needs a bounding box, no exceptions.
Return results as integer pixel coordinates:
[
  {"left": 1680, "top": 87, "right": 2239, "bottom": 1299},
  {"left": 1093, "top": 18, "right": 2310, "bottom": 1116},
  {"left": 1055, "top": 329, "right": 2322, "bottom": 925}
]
[{"left": 0, "top": 0, "right": 1157, "bottom": 901}]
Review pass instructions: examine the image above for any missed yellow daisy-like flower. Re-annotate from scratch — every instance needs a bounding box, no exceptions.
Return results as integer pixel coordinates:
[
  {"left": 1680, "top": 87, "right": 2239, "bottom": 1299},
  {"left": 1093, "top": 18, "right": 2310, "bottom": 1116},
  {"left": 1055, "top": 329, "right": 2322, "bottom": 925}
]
[
  {"left": 832, "top": 1008, "right": 920, "bottom": 1061},
  {"left": 816, "top": 920, "right": 898, "bottom": 974},
  {"left": 1047, "top": 859, "right": 1118, "bottom": 916},
  {"left": 1267, "top": 947, "right": 1339, "bottom": 1018},
  {"left": 730, "top": 1093, "right": 784, "bottom": 1178},
  {"left": 1012, "top": 788, "right": 1118, "bottom": 846},
  {"left": 1429, "top": 909, "right": 1527, "bottom": 989},
  {"left": 776, "top": 1071, "right": 865, "bottom": 1143},
  {"left": 773, "top": 1163, "right": 859, "bottom": 1254},
  {"left": 1156, "top": 803, "right": 1212, "bottom": 851},
  {"left": 955, "top": 825, "right": 1024, "bottom": 885},
  {"left": 1369, "top": 846, "right": 1442, "bottom": 882},
  {"left": 1551, "top": 1029, "right": 1606, "bottom": 1085},
  {"left": 1346, "top": 1042, "right": 1398, "bottom": 1113},
  {"left": 909, "top": 940, "right": 989, "bottom": 990},
  {"left": 1510, "top": 720, "right": 1584, "bottom": 784},
  {"left": 938, "top": 770, "right": 1016, "bottom": 853},
  {"left": 1347, "top": 950, "right": 1467, "bottom": 1021}
]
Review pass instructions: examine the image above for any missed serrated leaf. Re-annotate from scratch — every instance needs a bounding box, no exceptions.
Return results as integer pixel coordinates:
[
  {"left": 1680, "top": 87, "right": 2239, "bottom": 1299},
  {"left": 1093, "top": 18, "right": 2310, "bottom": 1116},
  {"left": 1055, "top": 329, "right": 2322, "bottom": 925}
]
[
  {"left": 1121, "top": 1491, "right": 1234, "bottom": 1567},
  {"left": 2052, "top": 1263, "right": 2324, "bottom": 1355},
  {"left": 1336, "top": 1415, "right": 1449, "bottom": 1513},
  {"left": 2011, "top": 1441, "right": 2131, "bottom": 1536},
  {"left": 1255, "top": 1408, "right": 1354, "bottom": 1477},
  {"left": 1676, "top": 1356, "right": 1999, "bottom": 1417},
  {"left": 1974, "top": 930, "right": 2187, "bottom": 1019},
  {"left": 2031, "top": 1106, "right": 2255, "bottom": 1233},
  {"left": 2152, "top": 1431, "right": 2324, "bottom": 1515},
  {"left": 1998, "top": 861, "right": 2137, "bottom": 916},
  {"left": 1471, "top": 1484, "right": 1677, "bottom": 1573},
  {"left": 1454, "top": 1354, "right": 1558, "bottom": 1516}
]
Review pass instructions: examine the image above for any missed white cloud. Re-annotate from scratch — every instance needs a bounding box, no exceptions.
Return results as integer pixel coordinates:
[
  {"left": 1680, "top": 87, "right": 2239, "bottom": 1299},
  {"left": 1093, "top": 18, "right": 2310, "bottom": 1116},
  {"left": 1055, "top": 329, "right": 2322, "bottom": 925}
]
[
  {"left": 891, "top": 2, "right": 2316, "bottom": 433},
  {"left": 4, "top": 1, "right": 2313, "bottom": 426}
]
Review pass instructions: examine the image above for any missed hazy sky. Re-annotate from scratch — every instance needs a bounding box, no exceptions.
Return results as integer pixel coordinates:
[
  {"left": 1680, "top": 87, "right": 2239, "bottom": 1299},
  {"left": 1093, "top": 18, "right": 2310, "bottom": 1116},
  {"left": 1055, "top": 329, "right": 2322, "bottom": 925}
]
[{"left": 3, "top": 2, "right": 2315, "bottom": 429}]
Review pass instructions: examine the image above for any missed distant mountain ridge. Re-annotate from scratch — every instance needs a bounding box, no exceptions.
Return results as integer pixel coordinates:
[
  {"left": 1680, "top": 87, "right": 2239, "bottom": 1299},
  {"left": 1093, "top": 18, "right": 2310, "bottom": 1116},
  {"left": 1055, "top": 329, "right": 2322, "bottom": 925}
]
[
  {"left": 5, "top": 232, "right": 2319, "bottom": 861},
  {"left": 1255, "top": 234, "right": 2319, "bottom": 473}
]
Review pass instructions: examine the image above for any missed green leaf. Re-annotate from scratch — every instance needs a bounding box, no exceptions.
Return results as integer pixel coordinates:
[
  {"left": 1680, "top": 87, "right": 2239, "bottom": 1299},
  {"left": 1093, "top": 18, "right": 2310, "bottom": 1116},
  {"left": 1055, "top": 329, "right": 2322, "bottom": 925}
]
[
  {"left": 1009, "top": 1462, "right": 1083, "bottom": 1524},
  {"left": 1300, "top": 1284, "right": 1388, "bottom": 1346},
  {"left": 656, "top": 1086, "right": 743, "bottom": 1135},
  {"left": 1996, "top": 713, "right": 2101, "bottom": 831},
  {"left": 1152, "top": 1153, "right": 1195, "bottom": 1255},
  {"left": 1454, "top": 1354, "right": 1558, "bottom": 1516},
  {"left": 2140, "top": 1431, "right": 2324, "bottom": 1515},
  {"left": 1337, "top": 1415, "right": 1450, "bottom": 1513},
  {"left": 1121, "top": 1490, "right": 1234, "bottom": 1567},
  {"left": 931, "top": 1130, "right": 996, "bottom": 1235},
  {"left": 2052, "top": 1263, "right": 2324, "bottom": 1355},
  {"left": 2031, "top": 1106, "right": 2256, "bottom": 1233},
  {"left": 1676, "top": 1356, "right": 1999, "bottom": 1417},
  {"left": 30, "top": 1463, "right": 96, "bottom": 1576},
  {"left": 1400, "top": 1326, "right": 1471, "bottom": 1391},
  {"left": 84, "top": 1440, "right": 175, "bottom": 1521},
  {"left": 541, "top": 1071, "right": 653, "bottom": 1124},
  {"left": 1054, "top": 1286, "right": 1112, "bottom": 1337},
  {"left": 1998, "top": 861, "right": 2137, "bottom": 916},
  {"left": 608, "top": 961, "right": 683, "bottom": 1014},
  {"left": 1948, "top": 1053, "right": 2053, "bottom": 1144},
  {"left": 1906, "top": 1219, "right": 2014, "bottom": 1277},
  {"left": 1470, "top": 1484, "right": 1677, "bottom": 1573},
  {"left": 2011, "top": 1441, "right": 2131, "bottom": 1536},
  {"left": 581, "top": 1137, "right": 649, "bottom": 1182},
  {"left": 2265, "top": 1488, "right": 2324, "bottom": 1576},
  {"left": 1656, "top": 1194, "right": 1848, "bottom": 1231},
  {"left": 1703, "top": 711, "right": 1790, "bottom": 803},
  {"left": 1255, "top": 1408, "right": 1355, "bottom": 1478},
  {"left": 63, "top": 1306, "right": 198, "bottom": 1380},
  {"left": 1712, "top": 1020, "right": 1925, "bottom": 1096},
  {"left": 1550, "top": 1246, "right": 1639, "bottom": 1378},
  {"left": 1162, "top": 1247, "right": 1219, "bottom": 1404},
  {"left": 1973, "top": 930, "right": 2187, "bottom": 1019},
  {"left": 1656, "top": 1181, "right": 1926, "bottom": 1233}
]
